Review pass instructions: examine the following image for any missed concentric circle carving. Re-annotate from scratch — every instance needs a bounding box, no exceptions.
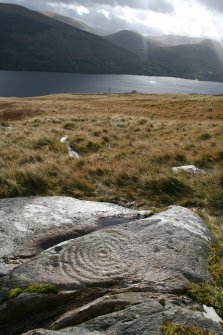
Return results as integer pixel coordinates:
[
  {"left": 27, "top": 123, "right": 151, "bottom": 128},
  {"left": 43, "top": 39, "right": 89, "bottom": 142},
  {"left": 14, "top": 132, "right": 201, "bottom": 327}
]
[{"left": 59, "top": 229, "right": 131, "bottom": 284}]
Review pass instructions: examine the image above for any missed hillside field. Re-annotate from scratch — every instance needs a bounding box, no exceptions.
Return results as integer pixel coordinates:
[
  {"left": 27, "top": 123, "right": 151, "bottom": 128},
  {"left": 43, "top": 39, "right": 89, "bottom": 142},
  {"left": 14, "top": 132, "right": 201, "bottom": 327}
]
[{"left": 0, "top": 93, "right": 223, "bottom": 237}]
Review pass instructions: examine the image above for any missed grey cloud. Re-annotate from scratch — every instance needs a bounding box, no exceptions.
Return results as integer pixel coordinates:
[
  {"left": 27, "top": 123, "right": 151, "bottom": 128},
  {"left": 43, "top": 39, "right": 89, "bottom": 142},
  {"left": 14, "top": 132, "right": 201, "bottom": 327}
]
[
  {"left": 73, "top": 0, "right": 174, "bottom": 12},
  {"left": 79, "top": 8, "right": 159, "bottom": 35},
  {"left": 0, "top": 0, "right": 171, "bottom": 34},
  {"left": 0, "top": 0, "right": 55, "bottom": 12},
  {"left": 198, "top": 0, "right": 223, "bottom": 11},
  {"left": 145, "top": 0, "right": 174, "bottom": 13},
  {"left": 7, "top": 0, "right": 173, "bottom": 13}
]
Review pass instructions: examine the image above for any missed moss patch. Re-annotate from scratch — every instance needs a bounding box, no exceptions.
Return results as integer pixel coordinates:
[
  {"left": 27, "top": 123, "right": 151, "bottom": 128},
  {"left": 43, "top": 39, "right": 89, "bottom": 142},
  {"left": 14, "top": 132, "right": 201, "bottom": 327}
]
[
  {"left": 159, "top": 298, "right": 166, "bottom": 307},
  {"left": 161, "top": 323, "right": 215, "bottom": 335},
  {"left": 8, "top": 288, "right": 24, "bottom": 299},
  {"left": 7, "top": 284, "right": 58, "bottom": 299},
  {"left": 208, "top": 245, "right": 223, "bottom": 287},
  {"left": 187, "top": 243, "right": 223, "bottom": 318},
  {"left": 25, "top": 283, "right": 58, "bottom": 294},
  {"left": 188, "top": 283, "right": 223, "bottom": 318}
]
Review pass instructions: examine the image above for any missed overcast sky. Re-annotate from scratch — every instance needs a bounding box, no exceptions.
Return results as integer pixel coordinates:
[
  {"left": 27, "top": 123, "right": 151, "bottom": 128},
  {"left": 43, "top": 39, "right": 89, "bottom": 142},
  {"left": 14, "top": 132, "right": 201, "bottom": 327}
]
[{"left": 1, "top": 0, "right": 223, "bottom": 39}]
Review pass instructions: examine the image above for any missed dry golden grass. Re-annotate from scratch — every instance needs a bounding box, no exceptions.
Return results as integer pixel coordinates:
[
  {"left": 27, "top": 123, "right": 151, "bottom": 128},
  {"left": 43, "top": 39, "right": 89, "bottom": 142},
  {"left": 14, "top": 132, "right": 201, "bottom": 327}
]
[{"left": 0, "top": 93, "right": 222, "bottom": 213}]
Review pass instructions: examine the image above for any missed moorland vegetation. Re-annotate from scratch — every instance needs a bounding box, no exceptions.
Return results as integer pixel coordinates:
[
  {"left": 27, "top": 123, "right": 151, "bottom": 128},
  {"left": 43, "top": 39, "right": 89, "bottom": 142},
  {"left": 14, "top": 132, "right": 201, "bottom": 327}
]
[{"left": 0, "top": 93, "right": 223, "bottom": 318}]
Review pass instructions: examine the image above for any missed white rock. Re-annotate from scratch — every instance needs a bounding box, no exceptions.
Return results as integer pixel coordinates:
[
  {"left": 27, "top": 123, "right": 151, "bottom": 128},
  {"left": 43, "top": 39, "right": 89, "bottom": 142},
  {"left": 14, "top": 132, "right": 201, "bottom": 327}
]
[
  {"left": 60, "top": 135, "right": 68, "bottom": 144},
  {"left": 137, "top": 210, "right": 152, "bottom": 217},
  {"left": 203, "top": 305, "right": 223, "bottom": 323},
  {"left": 172, "top": 165, "right": 205, "bottom": 174},
  {"left": 60, "top": 136, "right": 80, "bottom": 159}
]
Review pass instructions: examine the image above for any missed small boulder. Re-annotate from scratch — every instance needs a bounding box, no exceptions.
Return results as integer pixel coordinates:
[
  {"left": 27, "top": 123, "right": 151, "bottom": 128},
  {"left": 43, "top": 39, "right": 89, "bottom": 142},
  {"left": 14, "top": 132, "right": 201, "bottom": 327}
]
[{"left": 172, "top": 165, "right": 206, "bottom": 174}]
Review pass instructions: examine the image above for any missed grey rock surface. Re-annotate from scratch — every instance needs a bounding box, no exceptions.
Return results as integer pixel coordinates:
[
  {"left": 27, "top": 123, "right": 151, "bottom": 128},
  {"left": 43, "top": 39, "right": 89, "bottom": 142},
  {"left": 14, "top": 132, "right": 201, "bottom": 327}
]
[
  {"left": 62, "top": 299, "right": 223, "bottom": 335},
  {"left": 23, "top": 298, "right": 223, "bottom": 335},
  {"left": 0, "top": 196, "right": 140, "bottom": 276},
  {"left": 9, "top": 206, "right": 211, "bottom": 292},
  {"left": 0, "top": 197, "right": 219, "bottom": 335}
]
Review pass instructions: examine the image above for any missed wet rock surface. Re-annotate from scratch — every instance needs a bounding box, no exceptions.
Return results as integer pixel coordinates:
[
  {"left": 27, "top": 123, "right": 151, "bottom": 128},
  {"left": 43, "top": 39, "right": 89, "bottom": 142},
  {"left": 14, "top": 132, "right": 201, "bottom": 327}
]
[{"left": 0, "top": 197, "right": 221, "bottom": 335}]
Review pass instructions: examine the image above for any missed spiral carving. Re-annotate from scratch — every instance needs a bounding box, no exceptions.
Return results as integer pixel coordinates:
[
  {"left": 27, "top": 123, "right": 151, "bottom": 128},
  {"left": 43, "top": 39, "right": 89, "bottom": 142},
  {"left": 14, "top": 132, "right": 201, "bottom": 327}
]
[{"left": 59, "top": 229, "right": 132, "bottom": 285}]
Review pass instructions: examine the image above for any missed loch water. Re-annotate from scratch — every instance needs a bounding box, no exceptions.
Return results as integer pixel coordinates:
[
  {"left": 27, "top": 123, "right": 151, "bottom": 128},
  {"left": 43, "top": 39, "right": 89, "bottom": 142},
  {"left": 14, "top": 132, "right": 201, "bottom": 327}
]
[{"left": 1, "top": 70, "right": 223, "bottom": 97}]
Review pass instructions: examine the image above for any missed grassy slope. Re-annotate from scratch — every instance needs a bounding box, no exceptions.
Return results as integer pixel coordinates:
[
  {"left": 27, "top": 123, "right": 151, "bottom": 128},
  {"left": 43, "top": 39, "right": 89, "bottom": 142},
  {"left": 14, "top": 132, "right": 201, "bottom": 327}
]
[
  {"left": 0, "top": 94, "right": 222, "bottom": 229},
  {"left": 0, "top": 94, "right": 222, "bottom": 209},
  {"left": 1, "top": 93, "right": 223, "bottom": 317}
]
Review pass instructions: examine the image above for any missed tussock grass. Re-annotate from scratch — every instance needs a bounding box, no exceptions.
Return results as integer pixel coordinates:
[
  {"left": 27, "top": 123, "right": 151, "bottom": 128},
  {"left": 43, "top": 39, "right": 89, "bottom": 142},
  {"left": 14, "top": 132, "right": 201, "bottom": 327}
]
[{"left": 0, "top": 94, "right": 222, "bottom": 213}]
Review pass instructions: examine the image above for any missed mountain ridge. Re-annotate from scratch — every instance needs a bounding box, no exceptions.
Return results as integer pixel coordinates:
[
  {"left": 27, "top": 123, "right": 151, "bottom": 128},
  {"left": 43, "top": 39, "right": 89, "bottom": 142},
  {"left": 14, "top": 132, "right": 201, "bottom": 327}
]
[
  {"left": 105, "top": 30, "right": 161, "bottom": 59},
  {"left": 43, "top": 12, "right": 91, "bottom": 32},
  {"left": 1, "top": 4, "right": 223, "bottom": 82},
  {"left": 105, "top": 30, "right": 223, "bottom": 82},
  {"left": 0, "top": 4, "right": 141, "bottom": 74}
]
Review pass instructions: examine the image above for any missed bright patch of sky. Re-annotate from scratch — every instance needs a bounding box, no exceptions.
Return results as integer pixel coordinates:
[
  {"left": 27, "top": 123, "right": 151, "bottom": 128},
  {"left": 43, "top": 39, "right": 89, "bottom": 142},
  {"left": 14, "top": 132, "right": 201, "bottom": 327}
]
[
  {"left": 129, "top": 0, "right": 223, "bottom": 39},
  {"left": 61, "top": 0, "right": 223, "bottom": 40},
  {"left": 46, "top": 2, "right": 90, "bottom": 15},
  {"left": 97, "top": 9, "right": 110, "bottom": 20}
]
